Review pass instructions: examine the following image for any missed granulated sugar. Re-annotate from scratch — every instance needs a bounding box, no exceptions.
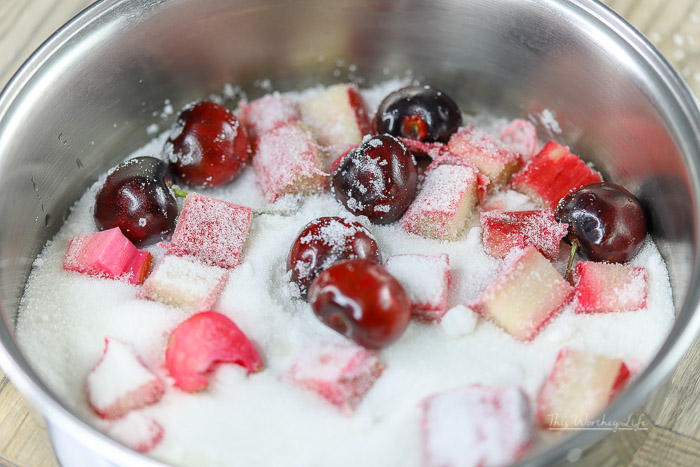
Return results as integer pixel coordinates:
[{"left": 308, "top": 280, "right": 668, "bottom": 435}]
[{"left": 15, "top": 82, "right": 675, "bottom": 467}]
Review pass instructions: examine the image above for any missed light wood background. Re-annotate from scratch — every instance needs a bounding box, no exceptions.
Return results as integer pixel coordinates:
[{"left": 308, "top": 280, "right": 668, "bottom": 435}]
[{"left": 1, "top": 0, "right": 700, "bottom": 466}]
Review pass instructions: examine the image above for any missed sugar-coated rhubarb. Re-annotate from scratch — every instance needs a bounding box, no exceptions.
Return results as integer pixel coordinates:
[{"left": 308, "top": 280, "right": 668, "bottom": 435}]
[
  {"left": 511, "top": 141, "right": 602, "bottom": 209},
  {"left": 300, "top": 83, "right": 371, "bottom": 164},
  {"left": 63, "top": 227, "right": 152, "bottom": 285},
  {"left": 471, "top": 247, "right": 574, "bottom": 341},
  {"left": 166, "top": 311, "right": 263, "bottom": 392},
  {"left": 447, "top": 126, "right": 522, "bottom": 188},
  {"left": 86, "top": 338, "right": 165, "bottom": 420},
  {"left": 163, "top": 192, "right": 252, "bottom": 269},
  {"left": 252, "top": 122, "right": 327, "bottom": 202},
  {"left": 138, "top": 255, "right": 228, "bottom": 312},
  {"left": 239, "top": 93, "right": 301, "bottom": 140},
  {"left": 288, "top": 343, "right": 383, "bottom": 414},
  {"left": 401, "top": 164, "right": 478, "bottom": 240},
  {"left": 480, "top": 209, "right": 568, "bottom": 260},
  {"left": 537, "top": 348, "right": 631, "bottom": 428},
  {"left": 385, "top": 253, "right": 451, "bottom": 321},
  {"left": 499, "top": 119, "right": 539, "bottom": 161},
  {"left": 107, "top": 412, "right": 164, "bottom": 454},
  {"left": 421, "top": 384, "right": 532, "bottom": 467},
  {"left": 572, "top": 261, "right": 648, "bottom": 314}
]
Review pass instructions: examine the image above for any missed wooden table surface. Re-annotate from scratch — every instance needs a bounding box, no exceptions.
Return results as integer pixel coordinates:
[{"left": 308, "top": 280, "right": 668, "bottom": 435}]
[{"left": 2, "top": 0, "right": 700, "bottom": 466}]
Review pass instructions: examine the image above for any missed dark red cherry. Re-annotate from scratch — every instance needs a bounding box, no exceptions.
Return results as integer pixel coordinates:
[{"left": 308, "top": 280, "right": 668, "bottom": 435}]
[
  {"left": 308, "top": 259, "right": 411, "bottom": 350},
  {"left": 288, "top": 217, "right": 382, "bottom": 298},
  {"left": 374, "top": 86, "right": 462, "bottom": 143},
  {"left": 164, "top": 101, "right": 251, "bottom": 188},
  {"left": 94, "top": 156, "right": 178, "bottom": 245},
  {"left": 555, "top": 182, "right": 647, "bottom": 263},
  {"left": 332, "top": 134, "right": 417, "bottom": 224}
]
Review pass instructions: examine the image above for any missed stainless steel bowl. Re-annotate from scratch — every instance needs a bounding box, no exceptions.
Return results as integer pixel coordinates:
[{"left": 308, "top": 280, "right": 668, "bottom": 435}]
[{"left": 1, "top": 0, "right": 699, "bottom": 465}]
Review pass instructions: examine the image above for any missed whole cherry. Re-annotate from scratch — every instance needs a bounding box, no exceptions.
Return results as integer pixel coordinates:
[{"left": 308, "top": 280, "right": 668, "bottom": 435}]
[
  {"left": 308, "top": 259, "right": 412, "bottom": 350},
  {"left": 332, "top": 134, "right": 417, "bottom": 224},
  {"left": 374, "top": 86, "right": 462, "bottom": 143},
  {"left": 164, "top": 101, "right": 251, "bottom": 188},
  {"left": 94, "top": 156, "right": 178, "bottom": 245},
  {"left": 555, "top": 182, "right": 647, "bottom": 263},
  {"left": 288, "top": 217, "right": 382, "bottom": 299}
]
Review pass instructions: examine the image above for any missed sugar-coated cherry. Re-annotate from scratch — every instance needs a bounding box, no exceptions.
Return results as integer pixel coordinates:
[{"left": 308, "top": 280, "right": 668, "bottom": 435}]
[
  {"left": 374, "top": 86, "right": 462, "bottom": 143},
  {"left": 94, "top": 156, "right": 178, "bottom": 245},
  {"left": 332, "top": 134, "right": 417, "bottom": 224},
  {"left": 164, "top": 101, "right": 251, "bottom": 188},
  {"left": 308, "top": 259, "right": 411, "bottom": 350},
  {"left": 555, "top": 182, "right": 647, "bottom": 263},
  {"left": 288, "top": 217, "right": 382, "bottom": 299}
]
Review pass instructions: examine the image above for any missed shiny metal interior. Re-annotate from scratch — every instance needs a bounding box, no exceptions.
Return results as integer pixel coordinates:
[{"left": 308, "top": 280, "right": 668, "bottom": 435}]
[{"left": 0, "top": 0, "right": 699, "bottom": 465}]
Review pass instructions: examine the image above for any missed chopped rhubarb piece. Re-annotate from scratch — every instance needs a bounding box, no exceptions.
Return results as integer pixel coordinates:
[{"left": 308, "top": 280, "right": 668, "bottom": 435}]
[
  {"left": 164, "top": 192, "right": 252, "bottom": 269},
  {"left": 511, "top": 141, "right": 602, "bottom": 209},
  {"left": 447, "top": 126, "right": 522, "bottom": 188},
  {"left": 252, "top": 122, "right": 327, "bottom": 202},
  {"left": 401, "top": 164, "right": 478, "bottom": 240},
  {"left": 300, "top": 83, "right": 371, "bottom": 163},
  {"left": 63, "top": 227, "right": 151, "bottom": 285},
  {"left": 123, "top": 250, "right": 153, "bottom": 285},
  {"left": 537, "top": 348, "right": 631, "bottom": 428},
  {"left": 138, "top": 255, "right": 227, "bottom": 312},
  {"left": 421, "top": 384, "right": 532, "bottom": 467},
  {"left": 398, "top": 137, "right": 448, "bottom": 160},
  {"left": 480, "top": 209, "right": 568, "bottom": 260},
  {"left": 499, "top": 119, "right": 539, "bottom": 160},
  {"left": 288, "top": 344, "right": 383, "bottom": 414},
  {"left": 108, "top": 412, "right": 164, "bottom": 454},
  {"left": 385, "top": 253, "right": 451, "bottom": 321},
  {"left": 86, "top": 338, "right": 164, "bottom": 420},
  {"left": 572, "top": 261, "right": 648, "bottom": 313},
  {"left": 166, "top": 311, "right": 263, "bottom": 392},
  {"left": 239, "top": 93, "right": 301, "bottom": 139},
  {"left": 471, "top": 247, "right": 574, "bottom": 341}
]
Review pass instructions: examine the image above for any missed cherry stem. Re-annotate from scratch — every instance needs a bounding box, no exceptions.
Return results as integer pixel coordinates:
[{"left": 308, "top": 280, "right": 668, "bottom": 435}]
[
  {"left": 566, "top": 240, "right": 579, "bottom": 277},
  {"left": 172, "top": 187, "right": 189, "bottom": 198}
]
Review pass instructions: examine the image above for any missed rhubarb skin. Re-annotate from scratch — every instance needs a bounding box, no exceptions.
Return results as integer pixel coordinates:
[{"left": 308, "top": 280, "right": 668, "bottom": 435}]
[
  {"left": 537, "top": 348, "right": 631, "bottom": 429},
  {"left": 511, "top": 141, "right": 602, "bottom": 209}
]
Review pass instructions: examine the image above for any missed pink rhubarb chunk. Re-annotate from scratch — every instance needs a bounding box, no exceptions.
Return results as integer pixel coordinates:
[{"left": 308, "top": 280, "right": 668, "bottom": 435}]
[
  {"left": 288, "top": 344, "right": 383, "bottom": 414},
  {"left": 139, "top": 255, "right": 228, "bottom": 312},
  {"left": 63, "top": 227, "right": 152, "bottom": 285},
  {"left": 421, "top": 384, "right": 532, "bottom": 467},
  {"left": 164, "top": 192, "right": 252, "bottom": 269},
  {"left": 107, "top": 412, "right": 164, "bottom": 454},
  {"left": 86, "top": 338, "right": 165, "bottom": 420},
  {"left": 300, "top": 83, "right": 371, "bottom": 164},
  {"left": 385, "top": 253, "right": 451, "bottom": 321},
  {"left": 252, "top": 122, "right": 327, "bottom": 202},
  {"left": 511, "top": 141, "right": 602, "bottom": 209},
  {"left": 480, "top": 209, "right": 568, "bottom": 260},
  {"left": 499, "top": 119, "right": 539, "bottom": 161},
  {"left": 447, "top": 126, "right": 522, "bottom": 188},
  {"left": 401, "top": 163, "right": 479, "bottom": 240},
  {"left": 239, "top": 93, "right": 301, "bottom": 140},
  {"left": 537, "top": 348, "right": 631, "bottom": 428},
  {"left": 470, "top": 246, "right": 574, "bottom": 341},
  {"left": 572, "top": 261, "right": 648, "bottom": 314},
  {"left": 166, "top": 311, "right": 263, "bottom": 392}
]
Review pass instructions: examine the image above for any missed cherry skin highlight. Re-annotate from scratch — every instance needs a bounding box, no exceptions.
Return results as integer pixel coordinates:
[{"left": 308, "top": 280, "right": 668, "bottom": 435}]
[
  {"left": 374, "top": 85, "right": 462, "bottom": 143},
  {"left": 94, "top": 156, "right": 178, "bottom": 245},
  {"left": 308, "top": 259, "right": 411, "bottom": 350},
  {"left": 555, "top": 182, "right": 647, "bottom": 263},
  {"left": 164, "top": 101, "right": 251, "bottom": 188},
  {"left": 288, "top": 217, "right": 382, "bottom": 299},
  {"left": 332, "top": 134, "right": 417, "bottom": 224}
]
